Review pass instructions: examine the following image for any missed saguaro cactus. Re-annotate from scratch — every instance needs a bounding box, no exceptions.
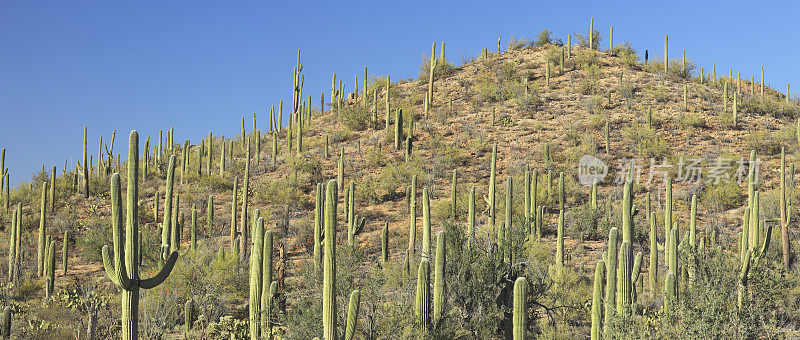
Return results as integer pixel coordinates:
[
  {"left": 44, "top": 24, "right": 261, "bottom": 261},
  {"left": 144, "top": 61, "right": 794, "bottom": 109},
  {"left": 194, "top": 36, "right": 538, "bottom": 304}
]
[
  {"left": 314, "top": 183, "right": 324, "bottom": 270},
  {"left": 102, "top": 131, "right": 179, "bottom": 340},
  {"left": 240, "top": 142, "right": 251, "bottom": 255},
  {"left": 603, "top": 228, "right": 618, "bottom": 335},
  {"left": 414, "top": 259, "right": 431, "bottom": 334},
  {"left": 62, "top": 229, "right": 69, "bottom": 275},
  {"left": 0, "top": 306, "right": 10, "bottom": 339},
  {"left": 513, "top": 277, "right": 527, "bottom": 340},
  {"left": 591, "top": 260, "right": 605, "bottom": 340},
  {"left": 664, "top": 272, "right": 676, "bottom": 316},
  {"left": 432, "top": 231, "right": 446, "bottom": 323},
  {"left": 649, "top": 212, "right": 658, "bottom": 298},
  {"left": 45, "top": 236, "right": 55, "bottom": 297},
  {"left": 162, "top": 156, "right": 176, "bottom": 260},
  {"left": 344, "top": 290, "right": 360, "bottom": 340},
  {"left": 249, "top": 216, "right": 265, "bottom": 339},
  {"left": 422, "top": 187, "right": 431, "bottom": 260},
  {"left": 617, "top": 241, "right": 632, "bottom": 315},
  {"left": 323, "top": 180, "right": 338, "bottom": 340},
  {"left": 381, "top": 222, "right": 389, "bottom": 264},
  {"left": 38, "top": 182, "right": 47, "bottom": 277},
  {"left": 185, "top": 299, "right": 195, "bottom": 335},
  {"left": 468, "top": 186, "right": 476, "bottom": 248},
  {"left": 489, "top": 144, "right": 497, "bottom": 230}
]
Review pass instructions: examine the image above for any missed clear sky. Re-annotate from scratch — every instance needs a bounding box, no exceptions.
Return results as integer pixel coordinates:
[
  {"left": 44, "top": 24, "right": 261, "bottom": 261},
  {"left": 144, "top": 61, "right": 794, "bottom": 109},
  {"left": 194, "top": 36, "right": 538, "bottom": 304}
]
[{"left": 2, "top": 1, "right": 798, "bottom": 183}]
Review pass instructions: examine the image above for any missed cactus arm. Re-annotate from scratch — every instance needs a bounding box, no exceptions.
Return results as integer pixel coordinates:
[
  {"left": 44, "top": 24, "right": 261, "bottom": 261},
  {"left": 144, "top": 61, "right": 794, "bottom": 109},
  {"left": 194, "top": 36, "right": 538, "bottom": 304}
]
[
  {"left": 343, "top": 289, "right": 360, "bottom": 340},
  {"left": 102, "top": 245, "right": 125, "bottom": 288},
  {"left": 140, "top": 250, "right": 179, "bottom": 289},
  {"left": 758, "top": 222, "right": 772, "bottom": 257},
  {"left": 107, "top": 173, "right": 131, "bottom": 289}
]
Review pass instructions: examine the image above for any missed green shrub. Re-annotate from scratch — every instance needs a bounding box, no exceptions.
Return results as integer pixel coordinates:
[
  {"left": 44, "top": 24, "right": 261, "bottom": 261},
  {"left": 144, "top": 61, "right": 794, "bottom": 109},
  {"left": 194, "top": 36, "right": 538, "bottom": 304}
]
[
  {"left": 76, "top": 216, "right": 112, "bottom": 262},
  {"left": 338, "top": 105, "right": 372, "bottom": 131},
  {"left": 535, "top": 30, "right": 553, "bottom": 47}
]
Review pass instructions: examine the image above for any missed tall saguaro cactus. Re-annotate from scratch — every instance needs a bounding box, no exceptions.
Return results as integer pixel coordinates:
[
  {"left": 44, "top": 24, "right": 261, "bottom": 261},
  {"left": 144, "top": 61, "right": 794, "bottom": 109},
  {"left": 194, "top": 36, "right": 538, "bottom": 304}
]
[
  {"left": 414, "top": 259, "right": 431, "bottom": 335},
  {"left": 591, "top": 260, "right": 605, "bottom": 340},
  {"left": 249, "top": 216, "right": 265, "bottom": 339},
  {"left": 38, "top": 181, "right": 47, "bottom": 277},
  {"left": 323, "top": 180, "right": 338, "bottom": 340},
  {"left": 161, "top": 156, "right": 176, "bottom": 260},
  {"left": 603, "top": 228, "right": 618, "bottom": 336},
  {"left": 432, "top": 231, "right": 446, "bottom": 323},
  {"left": 489, "top": 143, "right": 497, "bottom": 230},
  {"left": 102, "top": 131, "right": 179, "bottom": 340},
  {"left": 83, "top": 126, "right": 89, "bottom": 198},
  {"left": 513, "top": 277, "right": 527, "bottom": 340}
]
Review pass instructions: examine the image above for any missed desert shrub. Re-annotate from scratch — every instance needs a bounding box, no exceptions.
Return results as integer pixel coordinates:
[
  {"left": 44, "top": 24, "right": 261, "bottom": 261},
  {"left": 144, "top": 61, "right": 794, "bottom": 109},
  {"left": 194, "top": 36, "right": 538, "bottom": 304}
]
[
  {"left": 645, "top": 57, "right": 697, "bottom": 79},
  {"left": 418, "top": 54, "right": 456, "bottom": 83},
  {"left": 574, "top": 29, "right": 601, "bottom": 50},
  {"left": 535, "top": 30, "right": 553, "bottom": 47},
  {"left": 507, "top": 34, "right": 533, "bottom": 51},
  {"left": 746, "top": 129, "right": 782, "bottom": 155},
  {"left": 516, "top": 90, "right": 543, "bottom": 114},
  {"left": 258, "top": 174, "right": 304, "bottom": 208},
  {"left": 741, "top": 95, "right": 798, "bottom": 119},
  {"left": 76, "top": 216, "right": 112, "bottom": 262},
  {"left": 623, "top": 126, "right": 670, "bottom": 158},
  {"left": 613, "top": 42, "right": 640, "bottom": 68},
  {"left": 701, "top": 180, "right": 744, "bottom": 212},
  {"left": 337, "top": 104, "right": 372, "bottom": 131},
  {"left": 677, "top": 112, "right": 707, "bottom": 128},
  {"left": 565, "top": 202, "right": 604, "bottom": 239}
]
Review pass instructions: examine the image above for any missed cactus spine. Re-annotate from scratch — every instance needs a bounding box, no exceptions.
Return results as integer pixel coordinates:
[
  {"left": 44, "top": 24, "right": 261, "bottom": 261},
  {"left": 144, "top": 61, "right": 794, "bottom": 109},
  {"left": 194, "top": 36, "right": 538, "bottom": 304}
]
[
  {"left": 102, "top": 131, "right": 179, "bottom": 340},
  {"left": 323, "top": 180, "right": 337, "bottom": 340},
  {"left": 513, "top": 277, "right": 527, "bottom": 340},
  {"left": 591, "top": 260, "right": 605, "bottom": 340}
]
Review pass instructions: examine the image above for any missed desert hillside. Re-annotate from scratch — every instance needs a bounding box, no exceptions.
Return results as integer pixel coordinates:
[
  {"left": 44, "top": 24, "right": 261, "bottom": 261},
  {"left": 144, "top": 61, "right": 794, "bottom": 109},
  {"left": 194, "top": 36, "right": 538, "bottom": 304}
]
[{"left": 1, "top": 28, "right": 799, "bottom": 339}]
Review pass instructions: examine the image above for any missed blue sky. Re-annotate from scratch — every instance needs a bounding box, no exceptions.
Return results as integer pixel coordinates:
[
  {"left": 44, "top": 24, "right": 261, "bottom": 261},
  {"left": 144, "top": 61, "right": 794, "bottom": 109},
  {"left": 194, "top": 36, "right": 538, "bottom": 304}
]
[{"left": 1, "top": 1, "right": 799, "bottom": 182}]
